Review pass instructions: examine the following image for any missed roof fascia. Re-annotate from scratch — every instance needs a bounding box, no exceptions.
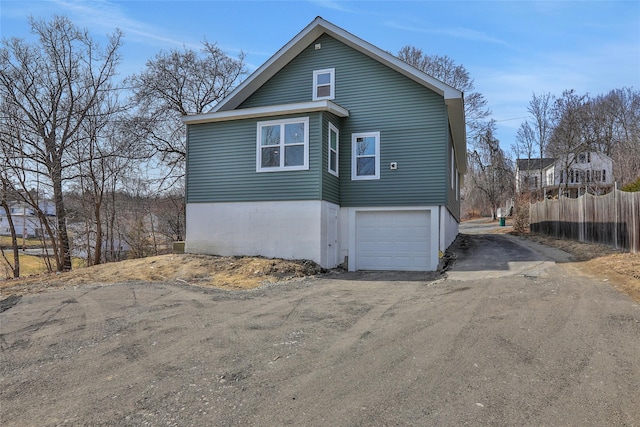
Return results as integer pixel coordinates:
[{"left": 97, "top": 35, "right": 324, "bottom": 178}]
[{"left": 182, "top": 100, "right": 349, "bottom": 125}]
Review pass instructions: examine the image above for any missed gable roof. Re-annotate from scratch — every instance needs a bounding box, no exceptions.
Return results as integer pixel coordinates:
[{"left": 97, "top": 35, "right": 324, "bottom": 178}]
[
  {"left": 213, "top": 17, "right": 463, "bottom": 111},
  {"left": 516, "top": 158, "right": 556, "bottom": 171},
  {"left": 184, "top": 17, "right": 466, "bottom": 173}
]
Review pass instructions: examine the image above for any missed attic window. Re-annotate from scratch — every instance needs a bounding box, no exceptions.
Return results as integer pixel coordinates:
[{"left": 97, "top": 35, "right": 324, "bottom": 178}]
[{"left": 313, "top": 68, "right": 335, "bottom": 100}]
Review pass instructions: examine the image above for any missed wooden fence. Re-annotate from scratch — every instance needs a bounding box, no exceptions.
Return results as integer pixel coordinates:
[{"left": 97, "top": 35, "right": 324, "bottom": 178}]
[{"left": 529, "top": 190, "right": 640, "bottom": 253}]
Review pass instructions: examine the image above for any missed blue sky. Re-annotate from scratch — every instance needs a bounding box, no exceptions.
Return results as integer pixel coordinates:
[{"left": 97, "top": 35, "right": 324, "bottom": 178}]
[{"left": 2, "top": 0, "right": 639, "bottom": 154}]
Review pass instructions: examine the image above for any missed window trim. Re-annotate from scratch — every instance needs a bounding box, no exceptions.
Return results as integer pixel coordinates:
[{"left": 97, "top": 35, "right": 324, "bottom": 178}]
[
  {"left": 313, "top": 68, "right": 335, "bottom": 101},
  {"left": 328, "top": 122, "right": 339, "bottom": 177},
  {"left": 256, "top": 117, "right": 309, "bottom": 172},
  {"left": 450, "top": 146, "right": 455, "bottom": 189},
  {"left": 351, "top": 131, "right": 380, "bottom": 180}
]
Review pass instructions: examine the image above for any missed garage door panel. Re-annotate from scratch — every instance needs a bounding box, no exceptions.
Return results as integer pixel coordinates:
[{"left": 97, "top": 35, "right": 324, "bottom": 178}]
[{"left": 356, "top": 211, "right": 431, "bottom": 271}]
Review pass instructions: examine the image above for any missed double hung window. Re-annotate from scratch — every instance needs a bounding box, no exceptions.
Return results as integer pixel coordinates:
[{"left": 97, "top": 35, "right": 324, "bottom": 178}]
[
  {"left": 313, "top": 68, "right": 335, "bottom": 100},
  {"left": 257, "top": 117, "right": 309, "bottom": 172},
  {"left": 328, "top": 123, "right": 339, "bottom": 176},
  {"left": 351, "top": 132, "right": 380, "bottom": 180}
]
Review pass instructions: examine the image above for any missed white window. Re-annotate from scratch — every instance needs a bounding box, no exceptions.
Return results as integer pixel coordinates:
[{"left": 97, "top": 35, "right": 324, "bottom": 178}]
[
  {"left": 313, "top": 68, "right": 335, "bottom": 100},
  {"left": 352, "top": 132, "right": 380, "bottom": 180},
  {"left": 256, "top": 117, "right": 309, "bottom": 172},
  {"left": 328, "top": 123, "right": 339, "bottom": 177}
]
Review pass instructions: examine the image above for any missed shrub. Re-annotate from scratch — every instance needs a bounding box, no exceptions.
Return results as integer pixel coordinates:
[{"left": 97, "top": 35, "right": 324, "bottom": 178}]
[
  {"left": 512, "top": 198, "right": 530, "bottom": 234},
  {"left": 621, "top": 176, "right": 640, "bottom": 192}
]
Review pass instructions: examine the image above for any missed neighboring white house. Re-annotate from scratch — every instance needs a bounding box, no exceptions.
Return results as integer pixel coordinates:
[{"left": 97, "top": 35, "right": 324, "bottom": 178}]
[
  {"left": 516, "top": 149, "right": 614, "bottom": 198},
  {"left": 0, "top": 201, "right": 56, "bottom": 238},
  {"left": 515, "top": 158, "right": 556, "bottom": 194}
]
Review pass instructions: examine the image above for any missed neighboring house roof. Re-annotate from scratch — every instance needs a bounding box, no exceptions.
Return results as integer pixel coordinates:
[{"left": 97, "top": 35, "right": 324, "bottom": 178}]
[
  {"left": 182, "top": 16, "right": 466, "bottom": 173},
  {"left": 516, "top": 158, "right": 556, "bottom": 171}
]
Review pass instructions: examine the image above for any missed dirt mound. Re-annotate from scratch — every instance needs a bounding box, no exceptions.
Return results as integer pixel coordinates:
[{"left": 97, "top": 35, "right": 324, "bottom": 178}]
[{"left": 0, "top": 254, "right": 324, "bottom": 296}]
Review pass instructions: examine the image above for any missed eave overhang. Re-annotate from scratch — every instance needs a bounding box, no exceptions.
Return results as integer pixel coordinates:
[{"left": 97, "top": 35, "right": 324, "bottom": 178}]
[{"left": 182, "top": 100, "right": 349, "bottom": 125}]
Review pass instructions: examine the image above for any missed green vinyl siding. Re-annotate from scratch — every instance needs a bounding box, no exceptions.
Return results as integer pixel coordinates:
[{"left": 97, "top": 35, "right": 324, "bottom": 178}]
[
  {"left": 239, "top": 33, "right": 449, "bottom": 206},
  {"left": 446, "top": 129, "right": 461, "bottom": 220},
  {"left": 190, "top": 33, "right": 451, "bottom": 206},
  {"left": 186, "top": 113, "right": 322, "bottom": 203}
]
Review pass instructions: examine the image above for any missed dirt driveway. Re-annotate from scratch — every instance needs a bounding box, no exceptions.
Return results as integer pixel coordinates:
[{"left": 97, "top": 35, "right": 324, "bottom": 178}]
[{"left": 2, "top": 236, "right": 640, "bottom": 426}]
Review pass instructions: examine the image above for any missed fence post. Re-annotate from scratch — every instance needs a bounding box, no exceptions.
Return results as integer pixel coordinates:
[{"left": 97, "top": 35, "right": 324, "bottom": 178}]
[{"left": 614, "top": 189, "right": 618, "bottom": 250}]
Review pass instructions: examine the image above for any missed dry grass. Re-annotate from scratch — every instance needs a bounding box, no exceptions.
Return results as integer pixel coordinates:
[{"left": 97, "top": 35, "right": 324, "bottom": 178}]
[
  {"left": 1, "top": 253, "right": 49, "bottom": 278},
  {"left": 0, "top": 235, "right": 44, "bottom": 248},
  {"left": 1, "top": 253, "right": 85, "bottom": 279},
  {"left": 487, "top": 217, "right": 639, "bottom": 302},
  {"left": 2, "top": 225, "right": 638, "bottom": 303},
  {"left": 517, "top": 232, "right": 640, "bottom": 302},
  {"left": 0, "top": 254, "right": 323, "bottom": 297}
]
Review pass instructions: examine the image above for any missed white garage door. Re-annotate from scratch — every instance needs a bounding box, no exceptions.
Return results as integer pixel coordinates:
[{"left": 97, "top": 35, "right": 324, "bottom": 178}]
[{"left": 356, "top": 210, "right": 431, "bottom": 271}]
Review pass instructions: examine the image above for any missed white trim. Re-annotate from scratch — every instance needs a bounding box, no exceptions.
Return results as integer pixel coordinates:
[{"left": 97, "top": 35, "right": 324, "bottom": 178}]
[
  {"left": 313, "top": 68, "right": 335, "bottom": 101},
  {"left": 351, "top": 131, "right": 380, "bottom": 180},
  {"left": 256, "top": 117, "right": 309, "bottom": 172},
  {"left": 328, "top": 122, "right": 339, "bottom": 177},
  {"left": 450, "top": 145, "right": 455, "bottom": 189},
  {"left": 182, "top": 100, "right": 349, "bottom": 124}
]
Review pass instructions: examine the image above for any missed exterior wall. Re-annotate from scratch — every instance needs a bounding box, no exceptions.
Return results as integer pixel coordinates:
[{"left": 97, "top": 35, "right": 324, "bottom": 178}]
[
  {"left": 440, "top": 205, "right": 459, "bottom": 253},
  {"left": 186, "top": 200, "right": 324, "bottom": 265},
  {"left": 551, "top": 152, "right": 614, "bottom": 187},
  {"left": 186, "top": 112, "right": 323, "bottom": 203},
  {"left": 544, "top": 152, "right": 614, "bottom": 197},
  {"left": 0, "top": 203, "right": 56, "bottom": 238},
  {"left": 239, "top": 34, "right": 450, "bottom": 208},
  {"left": 516, "top": 168, "right": 544, "bottom": 193},
  {"left": 320, "top": 113, "right": 343, "bottom": 205},
  {"left": 186, "top": 200, "right": 445, "bottom": 271},
  {"left": 0, "top": 213, "right": 52, "bottom": 238},
  {"left": 446, "top": 132, "right": 461, "bottom": 220}
]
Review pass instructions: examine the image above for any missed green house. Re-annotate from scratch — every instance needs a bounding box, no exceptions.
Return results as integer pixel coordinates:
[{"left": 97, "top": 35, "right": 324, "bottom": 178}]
[{"left": 183, "top": 17, "right": 466, "bottom": 271}]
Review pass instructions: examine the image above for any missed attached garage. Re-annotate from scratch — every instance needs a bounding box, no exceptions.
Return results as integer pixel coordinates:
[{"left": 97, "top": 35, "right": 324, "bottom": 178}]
[{"left": 354, "top": 210, "right": 433, "bottom": 271}]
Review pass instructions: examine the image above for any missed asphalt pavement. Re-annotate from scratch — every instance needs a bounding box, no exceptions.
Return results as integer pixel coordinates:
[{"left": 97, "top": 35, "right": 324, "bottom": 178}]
[{"left": 1, "top": 221, "right": 639, "bottom": 426}]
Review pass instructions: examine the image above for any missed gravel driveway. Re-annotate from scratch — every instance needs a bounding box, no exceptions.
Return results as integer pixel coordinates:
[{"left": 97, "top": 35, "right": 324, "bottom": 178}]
[{"left": 1, "top": 234, "right": 639, "bottom": 426}]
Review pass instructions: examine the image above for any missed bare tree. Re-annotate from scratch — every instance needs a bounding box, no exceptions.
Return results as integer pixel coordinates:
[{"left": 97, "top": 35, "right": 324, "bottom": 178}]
[
  {"left": 546, "top": 90, "right": 593, "bottom": 195},
  {"left": 590, "top": 88, "right": 640, "bottom": 186},
  {"left": 0, "top": 176, "right": 20, "bottom": 278},
  {"left": 154, "top": 188, "right": 186, "bottom": 242},
  {"left": 528, "top": 92, "right": 553, "bottom": 197},
  {"left": 547, "top": 90, "right": 590, "bottom": 156},
  {"left": 528, "top": 92, "right": 553, "bottom": 159},
  {"left": 398, "top": 46, "right": 491, "bottom": 140},
  {"left": 127, "top": 42, "right": 246, "bottom": 172},
  {"left": 0, "top": 15, "right": 123, "bottom": 271},
  {"left": 469, "top": 121, "right": 513, "bottom": 219}
]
